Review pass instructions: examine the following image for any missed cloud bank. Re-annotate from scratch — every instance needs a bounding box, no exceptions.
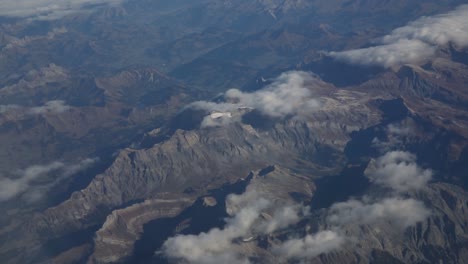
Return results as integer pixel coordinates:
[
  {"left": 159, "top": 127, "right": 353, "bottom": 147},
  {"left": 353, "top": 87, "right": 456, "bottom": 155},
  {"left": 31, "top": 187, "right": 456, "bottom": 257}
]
[
  {"left": 0, "top": 0, "right": 123, "bottom": 19},
  {"left": 329, "top": 5, "right": 468, "bottom": 67},
  {"left": 189, "top": 71, "right": 322, "bottom": 128},
  {"left": 0, "top": 158, "right": 97, "bottom": 202}
]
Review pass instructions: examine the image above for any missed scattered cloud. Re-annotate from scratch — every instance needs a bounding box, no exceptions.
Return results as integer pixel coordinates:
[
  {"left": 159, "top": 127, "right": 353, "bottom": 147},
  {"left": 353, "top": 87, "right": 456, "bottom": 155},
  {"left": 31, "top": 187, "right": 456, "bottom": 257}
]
[
  {"left": 329, "top": 39, "right": 435, "bottom": 68},
  {"left": 0, "top": 100, "right": 71, "bottom": 116},
  {"left": 0, "top": 158, "right": 98, "bottom": 202},
  {"left": 28, "top": 100, "right": 71, "bottom": 114},
  {"left": 386, "top": 123, "right": 414, "bottom": 136},
  {"left": 257, "top": 205, "right": 308, "bottom": 234},
  {"left": 0, "top": 161, "right": 63, "bottom": 201},
  {"left": 365, "top": 151, "right": 432, "bottom": 192},
  {"left": 0, "top": 0, "right": 124, "bottom": 20},
  {"left": 163, "top": 151, "right": 433, "bottom": 262},
  {"left": 372, "top": 123, "right": 416, "bottom": 152},
  {"left": 329, "top": 5, "right": 468, "bottom": 67},
  {"left": 162, "top": 188, "right": 308, "bottom": 264},
  {"left": 3, "top": 27, "right": 68, "bottom": 50},
  {"left": 189, "top": 71, "right": 322, "bottom": 128},
  {"left": 162, "top": 199, "right": 266, "bottom": 264},
  {"left": 272, "top": 231, "right": 344, "bottom": 260},
  {"left": 199, "top": 111, "right": 236, "bottom": 128},
  {"left": 328, "top": 197, "right": 430, "bottom": 229}
]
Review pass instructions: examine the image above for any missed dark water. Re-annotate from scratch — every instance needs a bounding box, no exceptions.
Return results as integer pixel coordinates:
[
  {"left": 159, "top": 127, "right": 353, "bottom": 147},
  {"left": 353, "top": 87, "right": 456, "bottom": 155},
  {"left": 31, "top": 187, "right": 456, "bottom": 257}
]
[{"left": 310, "top": 99, "right": 409, "bottom": 208}]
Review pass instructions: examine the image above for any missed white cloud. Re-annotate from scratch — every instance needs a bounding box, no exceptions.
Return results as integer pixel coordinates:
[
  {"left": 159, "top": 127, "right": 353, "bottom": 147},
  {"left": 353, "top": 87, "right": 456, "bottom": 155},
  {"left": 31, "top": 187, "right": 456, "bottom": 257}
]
[
  {"left": 0, "top": 0, "right": 123, "bottom": 19},
  {"left": 257, "top": 205, "right": 308, "bottom": 234},
  {"left": 271, "top": 151, "right": 431, "bottom": 261},
  {"left": 162, "top": 197, "right": 267, "bottom": 264},
  {"left": 386, "top": 123, "right": 414, "bottom": 136},
  {"left": 365, "top": 151, "right": 432, "bottom": 192},
  {"left": 3, "top": 27, "right": 68, "bottom": 50},
  {"left": 62, "top": 158, "right": 97, "bottom": 176},
  {"left": 273, "top": 231, "right": 344, "bottom": 260},
  {"left": 28, "top": 100, "right": 71, "bottom": 114},
  {"left": 329, "top": 39, "right": 435, "bottom": 68},
  {"left": 189, "top": 71, "right": 322, "bottom": 128},
  {"left": 224, "top": 72, "right": 321, "bottom": 118},
  {"left": 200, "top": 111, "right": 237, "bottom": 128},
  {"left": 328, "top": 197, "right": 430, "bottom": 229},
  {"left": 0, "top": 162, "right": 63, "bottom": 201},
  {"left": 0, "top": 100, "right": 71, "bottom": 116},
  {"left": 382, "top": 5, "right": 468, "bottom": 47},
  {"left": 162, "top": 188, "right": 308, "bottom": 264},
  {"left": 329, "top": 5, "right": 468, "bottom": 67},
  {"left": 0, "top": 158, "right": 98, "bottom": 202},
  {"left": 163, "top": 151, "right": 432, "bottom": 262}
]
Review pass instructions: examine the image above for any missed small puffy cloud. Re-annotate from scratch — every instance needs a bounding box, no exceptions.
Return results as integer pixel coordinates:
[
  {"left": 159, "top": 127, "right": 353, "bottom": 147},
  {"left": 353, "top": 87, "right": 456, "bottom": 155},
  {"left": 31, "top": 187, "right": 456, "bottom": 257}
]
[
  {"left": 162, "top": 189, "right": 308, "bottom": 264},
  {"left": 365, "top": 151, "right": 432, "bottom": 192},
  {"left": 0, "top": 0, "right": 123, "bottom": 20},
  {"left": 328, "top": 197, "right": 430, "bottom": 229},
  {"left": 28, "top": 100, "right": 71, "bottom": 114},
  {"left": 257, "top": 205, "right": 308, "bottom": 234},
  {"left": 200, "top": 111, "right": 236, "bottom": 128},
  {"left": 372, "top": 121, "right": 419, "bottom": 153},
  {"left": 329, "top": 5, "right": 468, "bottom": 67},
  {"left": 386, "top": 123, "right": 414, "bottom": 136},
  {"left": 189, "top": 71, "right": 321, "bottom": 128},
  {"left": 0, "top": 158, "right": 98, "bottom": 202},
  {"left": 224, "top": 72, "right": 321, "bottom": 118},
  {"left": 0, "top": 101, "right": 71, "bottom": 116},
  {"left": 273, "top": 231, "right": 344, "bottom": 260}
]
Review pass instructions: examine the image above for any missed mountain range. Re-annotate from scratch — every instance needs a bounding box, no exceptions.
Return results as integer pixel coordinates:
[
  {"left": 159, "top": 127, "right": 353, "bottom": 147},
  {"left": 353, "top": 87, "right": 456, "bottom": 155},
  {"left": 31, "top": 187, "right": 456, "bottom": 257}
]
[{"left": 0, "top": 1, "right": 467, "bottom": 263}]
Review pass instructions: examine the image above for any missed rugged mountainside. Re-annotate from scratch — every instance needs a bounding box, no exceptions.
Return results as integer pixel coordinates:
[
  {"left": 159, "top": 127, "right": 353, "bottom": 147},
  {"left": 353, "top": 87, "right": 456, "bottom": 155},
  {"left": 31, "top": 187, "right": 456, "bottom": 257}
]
[
  {"left": 0, "top": 1, "right": 468, "bottom": 263},
  {"left": 1, "top": 55, "right": 467, "bottom": 263}
]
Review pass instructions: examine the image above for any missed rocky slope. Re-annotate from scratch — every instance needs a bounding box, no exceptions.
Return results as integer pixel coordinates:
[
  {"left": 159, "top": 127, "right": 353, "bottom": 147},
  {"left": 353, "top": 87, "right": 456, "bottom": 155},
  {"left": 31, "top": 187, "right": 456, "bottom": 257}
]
[
  {"left": 0, "top": 74, "right": 385, "bottom": 263},
  {"left": 1, "top": 1, "right": 468, "bottom": 264}
]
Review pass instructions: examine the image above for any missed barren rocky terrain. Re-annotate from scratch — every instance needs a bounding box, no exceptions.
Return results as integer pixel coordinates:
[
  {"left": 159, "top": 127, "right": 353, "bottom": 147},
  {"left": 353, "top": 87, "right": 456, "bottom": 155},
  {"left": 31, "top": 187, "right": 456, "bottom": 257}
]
[{"left": 0, "top": 1, "right": 467, "bottom": 263}]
